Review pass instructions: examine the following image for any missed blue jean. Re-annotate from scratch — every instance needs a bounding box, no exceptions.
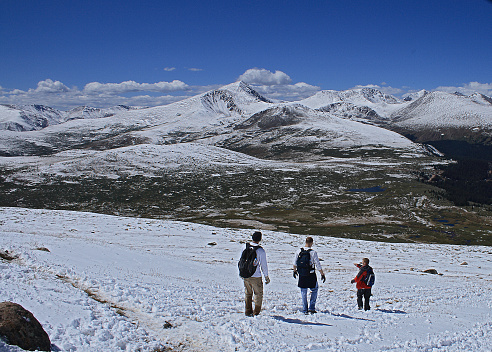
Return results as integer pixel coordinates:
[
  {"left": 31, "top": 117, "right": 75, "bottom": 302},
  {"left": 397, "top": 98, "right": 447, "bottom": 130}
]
[{"left": 300, "top": 282, "right": 318, "bottom": 313}]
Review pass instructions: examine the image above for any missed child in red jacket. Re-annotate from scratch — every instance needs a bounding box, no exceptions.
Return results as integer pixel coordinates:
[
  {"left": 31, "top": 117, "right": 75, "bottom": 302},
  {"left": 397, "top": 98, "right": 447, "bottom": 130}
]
[{"left": 351, "top": 258, "right": 373, "bottom": 311}]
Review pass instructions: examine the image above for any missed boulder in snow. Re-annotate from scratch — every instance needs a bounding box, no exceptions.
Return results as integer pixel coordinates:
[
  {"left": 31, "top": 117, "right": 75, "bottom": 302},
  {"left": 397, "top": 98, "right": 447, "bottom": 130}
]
[
  {"left": 423, "top": 269, "right": 439, "bottom": 275},
  {"left": 0, "top": 302, "right": 51, "bottom": 351}
]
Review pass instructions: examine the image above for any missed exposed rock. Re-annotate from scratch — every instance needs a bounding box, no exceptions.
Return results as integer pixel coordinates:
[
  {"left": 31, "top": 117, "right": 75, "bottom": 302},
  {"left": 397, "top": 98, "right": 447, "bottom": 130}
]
[
  {"left": 0, "top": 302, "right": 51, "bottom": 351},
  {"left": 460, "top": 261, "right": 468, "bottom": 265},
  {"left": 0, "top": 250, "right": 17, "bottom": 261},
  {"left": 423, "top": 269, "right": 439, "bottom": 275}
]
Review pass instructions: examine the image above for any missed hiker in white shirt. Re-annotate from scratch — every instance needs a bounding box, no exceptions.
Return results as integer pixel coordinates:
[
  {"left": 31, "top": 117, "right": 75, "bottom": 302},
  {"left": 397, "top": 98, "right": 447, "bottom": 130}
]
[
  {"left": 243, "top": 231, "right": 270, "bottom": 316},
  {"left": 293, "top": 236, "right": 325, "bottom": 314}
]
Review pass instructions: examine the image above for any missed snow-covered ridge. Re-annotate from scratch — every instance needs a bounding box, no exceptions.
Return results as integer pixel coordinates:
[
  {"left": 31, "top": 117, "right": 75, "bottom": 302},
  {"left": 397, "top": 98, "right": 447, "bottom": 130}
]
[
  {"left": 0, "top": 104, "right": 144, "bottom": 132},
  {"left": 299, "top": 87, "right": 405, "bottom": 117}
]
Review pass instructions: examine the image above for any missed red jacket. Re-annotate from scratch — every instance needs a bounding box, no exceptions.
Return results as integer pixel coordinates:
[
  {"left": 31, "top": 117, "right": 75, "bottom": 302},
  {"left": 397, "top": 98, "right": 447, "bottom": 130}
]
[{"left": 353, "top": 265, "right": 371, "bottom": 289}]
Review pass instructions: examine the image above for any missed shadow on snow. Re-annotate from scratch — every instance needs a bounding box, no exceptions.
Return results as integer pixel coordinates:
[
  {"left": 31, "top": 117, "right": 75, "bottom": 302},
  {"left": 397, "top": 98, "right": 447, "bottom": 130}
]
[{"left": 271, "top": 315, "right": 332, "bottom": 326}]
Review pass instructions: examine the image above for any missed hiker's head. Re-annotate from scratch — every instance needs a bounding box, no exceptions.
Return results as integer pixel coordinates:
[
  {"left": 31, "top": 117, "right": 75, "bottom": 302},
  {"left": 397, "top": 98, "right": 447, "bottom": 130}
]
[
  {"left": 252, "top": 231, "right": 262, "bottom": 243},
  {"left": 305, "top": 236, "right": 314, "bottom": 247},
  {"left": 362, "top": 258, "right": 370, "bottom": 266}
]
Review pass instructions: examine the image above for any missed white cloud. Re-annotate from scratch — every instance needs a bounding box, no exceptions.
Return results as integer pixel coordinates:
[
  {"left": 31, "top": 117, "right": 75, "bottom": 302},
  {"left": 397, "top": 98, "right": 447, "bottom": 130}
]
[
  {"left": 435, "top": 82, "right": 492, "bottom": 96},
  {"left": 252, "top": 82, "right": 320, "bottom": 101},
  {"left": 163, "top": 67, "right": 176, "bottom": 71},
  {"left": 33, "top": 79, "right": 70, "bottom": 93},
  {"left": 235, "top": 68, "right": 318, "bottom": 101},
  {"left": 188, "top": 68, "right": 203, "bottom": 72},
  {"left": 10, "top": 89, "right": 27, "bottom": 95},
  {"left": 238, "top": 68, "right": 292, "bottom": 86},
  {"left": 0, "top": 79, "right": 192, "bottom": 110},
  {"left": 83, "top": 80, "right": 188, "bottom": 95}
]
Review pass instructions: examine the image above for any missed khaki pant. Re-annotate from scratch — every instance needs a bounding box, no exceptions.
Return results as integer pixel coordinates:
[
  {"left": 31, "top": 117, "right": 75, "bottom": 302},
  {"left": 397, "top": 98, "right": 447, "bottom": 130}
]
[{"left": 243, "top": 277, "right": 263, "bottom": 315}]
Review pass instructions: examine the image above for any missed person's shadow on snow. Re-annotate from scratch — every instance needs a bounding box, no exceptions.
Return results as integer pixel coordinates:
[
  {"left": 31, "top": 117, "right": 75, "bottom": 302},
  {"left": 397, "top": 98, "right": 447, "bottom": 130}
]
[
  {"left": 271, "top": 315, "right": 332, "bottom": 326},
  {"left": 320, "top": 311, "right": 375, "bottom": 322}
]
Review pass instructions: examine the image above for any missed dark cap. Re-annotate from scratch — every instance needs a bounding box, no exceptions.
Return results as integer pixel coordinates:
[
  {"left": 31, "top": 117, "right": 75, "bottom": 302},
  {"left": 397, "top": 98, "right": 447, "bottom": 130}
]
[{"left": 252, "top": 231, "right": 262, "bottom": 242}]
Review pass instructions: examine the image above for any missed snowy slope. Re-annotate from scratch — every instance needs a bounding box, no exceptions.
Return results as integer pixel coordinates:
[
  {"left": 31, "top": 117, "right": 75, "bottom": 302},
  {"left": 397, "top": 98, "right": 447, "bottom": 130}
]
[
  {"left": 392, "top": 91, "right": 492, "bottom": 129},
  {"left": 1, "top": 207, "right": 491, "bottom": 351}
]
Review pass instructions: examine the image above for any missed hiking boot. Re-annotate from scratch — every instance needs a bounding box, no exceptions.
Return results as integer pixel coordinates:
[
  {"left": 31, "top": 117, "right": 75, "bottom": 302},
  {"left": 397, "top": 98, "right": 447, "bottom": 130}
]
[{"left": 308, "top": 310, "right": 317, "bottom": 314}]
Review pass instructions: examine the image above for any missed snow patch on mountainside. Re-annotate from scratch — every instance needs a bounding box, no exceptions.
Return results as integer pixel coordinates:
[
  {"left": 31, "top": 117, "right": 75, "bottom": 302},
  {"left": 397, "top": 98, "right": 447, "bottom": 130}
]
[{"left": 0, "top": 143, "right": 288, "bottom": 181}]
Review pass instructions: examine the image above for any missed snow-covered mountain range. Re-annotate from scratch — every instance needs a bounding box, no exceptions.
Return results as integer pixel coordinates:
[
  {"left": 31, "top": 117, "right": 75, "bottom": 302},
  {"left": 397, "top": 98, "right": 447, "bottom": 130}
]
[
  {"left": 0, "top": 80, "right": 484, "bottom": 161},
  {"left": 1, "top": 81, "right": 490, "bottom": 160}
]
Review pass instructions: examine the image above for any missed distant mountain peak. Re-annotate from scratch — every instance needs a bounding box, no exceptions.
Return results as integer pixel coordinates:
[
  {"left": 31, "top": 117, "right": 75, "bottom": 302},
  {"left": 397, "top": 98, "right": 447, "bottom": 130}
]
[
  {"left": 346, "top": 87, "right": 402, "bottom": 104},
  {"left": 403, "top": 90, "right": 429, "bottom": 102},
  {"left": 228, "top": 81, "right": 273, "bottom": 103},
  {"left": 199, "top": 81, "right": 272, "bottom": 116}
]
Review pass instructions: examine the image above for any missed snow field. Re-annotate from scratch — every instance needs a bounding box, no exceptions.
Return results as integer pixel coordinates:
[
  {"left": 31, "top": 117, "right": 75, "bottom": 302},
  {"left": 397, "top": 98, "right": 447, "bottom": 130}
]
[{"left": 1, "top": 207, "right": 491, "bottom": 351}]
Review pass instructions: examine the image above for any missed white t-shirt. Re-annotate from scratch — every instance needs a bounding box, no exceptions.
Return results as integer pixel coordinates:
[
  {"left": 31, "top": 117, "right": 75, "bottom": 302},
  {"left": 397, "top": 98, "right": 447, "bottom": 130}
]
[{"left": 249, "top": 242, "right": 268, "bottom": 278}]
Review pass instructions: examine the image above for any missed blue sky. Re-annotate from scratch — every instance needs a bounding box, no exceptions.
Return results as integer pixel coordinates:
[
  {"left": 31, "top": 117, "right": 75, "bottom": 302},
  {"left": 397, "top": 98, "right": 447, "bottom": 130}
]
[{"left": 1, "top": 0, "right": 491, "bottom": 109}]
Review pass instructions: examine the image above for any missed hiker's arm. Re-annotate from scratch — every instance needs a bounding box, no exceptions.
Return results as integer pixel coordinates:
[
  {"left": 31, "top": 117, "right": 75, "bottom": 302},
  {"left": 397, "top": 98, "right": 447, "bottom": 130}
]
[
  {"left": 311, "top": 251, "right": 326, "bottom": 282},
  {"left": 258, "top": 249, "right": 269, "bottom": 277},
  {"left": 351, "top": 270, "right": 363, "bottom": 283},
  {"left": 311, "top": 251, "right": 323, "bottom": 272},
  {"left": 293, "top": 251, "right": 299, "bottom": 277},
  {"left": 292, "top": 250, "right": 300, "bottom": 275}
]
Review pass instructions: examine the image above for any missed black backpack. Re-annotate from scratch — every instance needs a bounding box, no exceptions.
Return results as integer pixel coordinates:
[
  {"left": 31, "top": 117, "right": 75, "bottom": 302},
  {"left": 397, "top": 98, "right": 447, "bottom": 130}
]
[
  {"left": 364, "top": 267, "right": 375, "bottom": 287},
  {"left": 296, "top": 248, "right": 313, "bottom": 276},
  {"left": 238, "top": 243, "right": 260, "bottom": 278}
]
